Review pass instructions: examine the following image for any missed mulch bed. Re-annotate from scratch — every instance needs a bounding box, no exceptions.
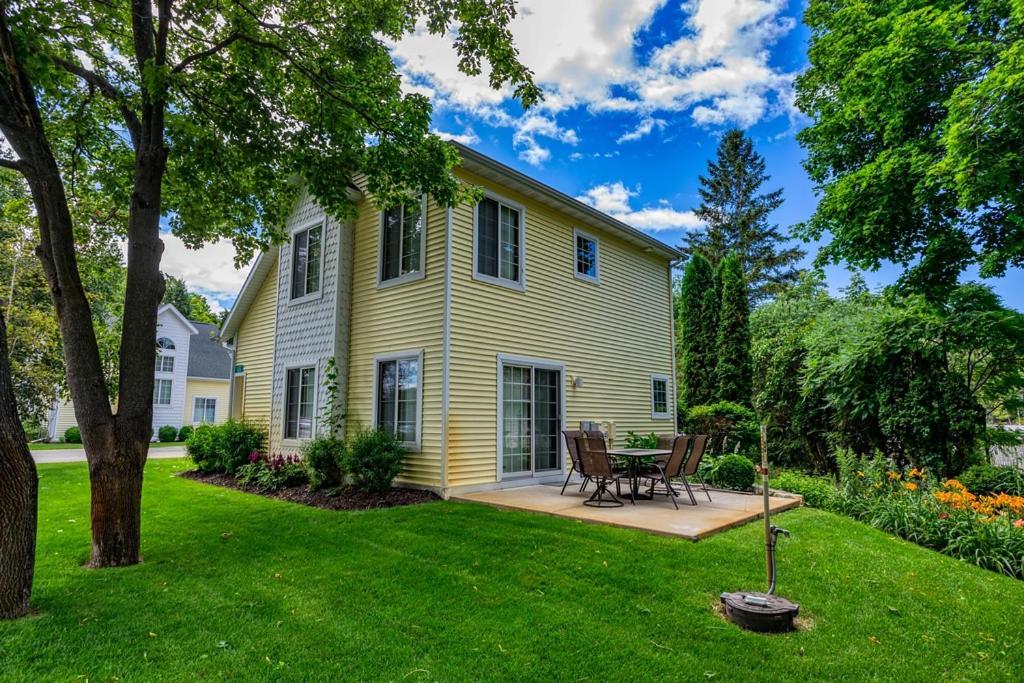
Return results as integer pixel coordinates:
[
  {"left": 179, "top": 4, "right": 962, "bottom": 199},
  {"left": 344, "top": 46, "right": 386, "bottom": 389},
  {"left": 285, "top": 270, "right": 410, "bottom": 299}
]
[{"left": 179, "top": 470, "right": 438, "bottom": 511}]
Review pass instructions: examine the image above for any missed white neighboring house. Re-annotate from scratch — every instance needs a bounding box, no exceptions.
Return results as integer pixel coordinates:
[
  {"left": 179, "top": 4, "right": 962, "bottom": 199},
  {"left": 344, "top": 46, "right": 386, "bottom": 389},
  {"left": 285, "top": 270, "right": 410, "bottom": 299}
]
[{"left": 46, "top": 304, "right": 234, "bottom": 442}]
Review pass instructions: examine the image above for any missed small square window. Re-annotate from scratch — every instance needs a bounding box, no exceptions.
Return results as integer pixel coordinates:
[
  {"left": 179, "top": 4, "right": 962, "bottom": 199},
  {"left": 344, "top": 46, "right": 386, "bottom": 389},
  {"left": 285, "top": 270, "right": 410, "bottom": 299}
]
[
  {"left": 156, "top": 353, "right": 174, "bottom": 373},
  {"left": 192, "top": 397, "right": 217, "bottom": 424},
  {"left": 574, "top": 229, "right": 599, "bottom": 282},
  {"left": 651, "top": 375, "right": 670, "bottom": 419}
]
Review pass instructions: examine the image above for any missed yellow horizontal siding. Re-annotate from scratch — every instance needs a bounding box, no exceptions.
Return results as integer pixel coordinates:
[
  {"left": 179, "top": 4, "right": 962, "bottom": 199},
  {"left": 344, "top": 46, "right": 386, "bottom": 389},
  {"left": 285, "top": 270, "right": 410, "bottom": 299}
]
[
  {"left": 184, "top": 379, "right": 231, "bottom": 425},
  {"left": 235, "top": 255, "right": 277, "bottom": 429},
  {"left": 447, "top": 169, "right": 675, "bottom": 487},
  {"left": 346, "top": 197, "right": 445, "bottom": 487}
]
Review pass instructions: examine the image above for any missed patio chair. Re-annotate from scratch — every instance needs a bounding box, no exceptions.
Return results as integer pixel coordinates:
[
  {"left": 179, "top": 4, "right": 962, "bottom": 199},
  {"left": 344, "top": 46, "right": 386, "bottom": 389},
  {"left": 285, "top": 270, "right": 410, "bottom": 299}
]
[
  {"left": 642, "top": 435, "right": 692, "bottom": 509},
  {"left": 575, "top": 436, "right": 628, "bottom": 507},
  {"left": 677, "top": 434, "right": 713, "bottom": 505},
  {"left": 560, "top": 430, "right": 590, "bottom": 495}
]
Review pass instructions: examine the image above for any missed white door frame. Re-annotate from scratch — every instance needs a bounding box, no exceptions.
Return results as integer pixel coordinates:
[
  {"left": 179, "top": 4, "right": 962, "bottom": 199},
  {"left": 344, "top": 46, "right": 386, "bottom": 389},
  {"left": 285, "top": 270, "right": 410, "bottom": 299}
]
[{"left": 496, "top": 353, "right": 566, "bottom": 482}]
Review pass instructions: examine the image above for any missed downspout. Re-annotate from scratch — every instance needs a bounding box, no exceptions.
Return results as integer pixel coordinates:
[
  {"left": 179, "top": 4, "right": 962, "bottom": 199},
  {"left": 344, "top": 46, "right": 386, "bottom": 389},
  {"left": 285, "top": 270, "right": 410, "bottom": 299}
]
[
  {"left": 668, "top": 260, "right": 681, "bottom": 430},
  {"left": 441, "top": 206, "right": 453, "bottom": 497}
]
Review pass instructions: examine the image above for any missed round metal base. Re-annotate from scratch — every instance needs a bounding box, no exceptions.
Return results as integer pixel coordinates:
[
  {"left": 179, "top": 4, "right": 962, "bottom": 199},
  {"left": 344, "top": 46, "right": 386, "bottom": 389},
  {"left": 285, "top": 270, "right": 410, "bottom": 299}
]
[{"left": 720, "top": 591, "right": 799, "bottom": 633}]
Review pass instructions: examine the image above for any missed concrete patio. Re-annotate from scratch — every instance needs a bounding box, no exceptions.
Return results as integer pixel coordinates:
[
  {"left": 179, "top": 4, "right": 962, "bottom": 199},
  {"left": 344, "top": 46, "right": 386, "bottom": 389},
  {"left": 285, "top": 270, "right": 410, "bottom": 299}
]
[{"left": 454, "top": 481, "right": 802, "bottom": 541}]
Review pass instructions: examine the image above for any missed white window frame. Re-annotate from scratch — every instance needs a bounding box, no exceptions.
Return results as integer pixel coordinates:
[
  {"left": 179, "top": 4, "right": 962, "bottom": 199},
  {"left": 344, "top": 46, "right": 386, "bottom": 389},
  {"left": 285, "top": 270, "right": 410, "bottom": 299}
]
[
  {"left": 192, "top": 397, "right": 217, "bottom": 424},
  {"left": 287, "top": 219, "right": 325, "bottom": 305},
  {"left": 281, "top": 360, "right": 319, "bottom": 444},
  {"left": 650, "top": 374, "right": 671, "bottom": 420},
  {"left": 153, "top": 378, "right": 173, "bottom": 406},
  {"left": 572, "top": 228, "right": 600, "bottom": 284},
  {"left": 156, "top": 353, "right": 175, "bottom": 373},
  {"left": 472, "top": 191, "right": 527, "bottom": 292},
  {"left": 377, "top": 196, "right": 427, "bottom": 289},
  {"left": 371, "top": 349, "right": 424, "bottom": 452},
  {"left": 495, "top": 353, "right": 566, "bottom": 482}
]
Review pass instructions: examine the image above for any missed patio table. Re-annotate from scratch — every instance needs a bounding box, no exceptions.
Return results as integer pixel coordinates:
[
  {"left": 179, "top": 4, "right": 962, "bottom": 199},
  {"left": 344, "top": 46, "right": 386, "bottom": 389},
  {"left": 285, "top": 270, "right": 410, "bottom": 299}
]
[{"left": 606, "top": 448, "right": 672, "bottom": 503}]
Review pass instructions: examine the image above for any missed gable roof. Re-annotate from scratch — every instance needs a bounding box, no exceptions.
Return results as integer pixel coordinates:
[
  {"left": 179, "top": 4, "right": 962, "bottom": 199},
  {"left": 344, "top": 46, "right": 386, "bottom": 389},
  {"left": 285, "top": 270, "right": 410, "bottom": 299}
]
[
  {"left": 186, "top": 322, "right": 232, "bottom": 379},
  {"left": 220, "top": 247, "right": 278, "bottom": 341},
  {"left": 452, "top": 142, "right": 683, "bottom": 261},
  {"left": 158, "top": 303, "right": 199, "bottom": 336}
]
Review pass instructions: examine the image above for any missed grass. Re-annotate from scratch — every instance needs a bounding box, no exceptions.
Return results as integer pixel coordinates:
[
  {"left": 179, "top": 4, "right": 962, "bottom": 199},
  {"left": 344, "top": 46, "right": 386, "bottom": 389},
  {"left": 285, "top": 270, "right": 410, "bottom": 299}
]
[
  {"left": 28, "top": 441, "right": 184, "bottom": 451},
  {"left": 2, "top": 459, "right": 1023, "bottom": 681}
]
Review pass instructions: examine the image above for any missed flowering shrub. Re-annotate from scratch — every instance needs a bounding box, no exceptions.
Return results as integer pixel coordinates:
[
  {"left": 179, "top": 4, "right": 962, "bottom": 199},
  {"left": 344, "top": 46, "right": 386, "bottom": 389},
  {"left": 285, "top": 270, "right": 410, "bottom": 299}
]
[
  {"left": 236, "top": 452, "right": 308, "bottom": 491},
  {"left": 773, "top": 452, "right": 1024, "bottom": 579}
]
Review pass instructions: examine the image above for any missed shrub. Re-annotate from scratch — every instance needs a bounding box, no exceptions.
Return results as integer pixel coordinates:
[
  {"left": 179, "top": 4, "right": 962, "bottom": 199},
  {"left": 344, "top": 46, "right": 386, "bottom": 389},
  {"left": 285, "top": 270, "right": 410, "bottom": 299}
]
[
  {"left": 959, "top": 463, "right": 1024, "bottom": 496},
  {"left": 64, "top": 426, "right": 82, "bottom": 444},
  {"left": 709, "top": 454, "right": 756, "bottom": 491},
  {"left": 177, "top": 425, "right": 194, "bottom": 442},
  {"left": 771, "top": 470, "right": 840, "bottom": 509},
  {"left": 186, "top": 424, "right": 220, "bottom": 473},
  {"left": 685, "top": 401, "right": 758, "bottom": 454},
  {"left": 236, "top": 452, "right": 308, "bottom": 492},
  {"left": 344, "top": 429, "right": 406, "bottom": 493},
  {"left": 303, "top": 436, "right": 346, "bottom": 490},
  {"left": 624, "top": 431, "right": 658, "bottom": 449},
  {"left": 215, "top": 419, "right": 267, "bottom": 474},
  {"left": 157, "top": 425, "right": 178, "bottom": 443}
]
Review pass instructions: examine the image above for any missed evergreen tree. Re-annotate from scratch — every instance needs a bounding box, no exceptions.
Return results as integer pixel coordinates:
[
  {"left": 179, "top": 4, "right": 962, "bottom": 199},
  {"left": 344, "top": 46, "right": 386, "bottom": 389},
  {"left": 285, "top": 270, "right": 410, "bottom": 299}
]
[
  {"left": 161, "top": 275, "right": 218, "bottom": 325},
  {"left": 715, "top": 253, "right": 753, "bottom": 405},
  {"left": 681, "top": 129, "right": 804, "bottom": 304},
  {"left": 677, "top": 254, "right": 719, "bottom": 409}
]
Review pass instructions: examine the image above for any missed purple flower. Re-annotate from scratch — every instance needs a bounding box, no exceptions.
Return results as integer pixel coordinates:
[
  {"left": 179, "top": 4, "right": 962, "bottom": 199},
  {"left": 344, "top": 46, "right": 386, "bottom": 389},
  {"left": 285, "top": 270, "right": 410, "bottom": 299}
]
[{"left": 248, "top": 451, "right": 262, "bottom": 464}]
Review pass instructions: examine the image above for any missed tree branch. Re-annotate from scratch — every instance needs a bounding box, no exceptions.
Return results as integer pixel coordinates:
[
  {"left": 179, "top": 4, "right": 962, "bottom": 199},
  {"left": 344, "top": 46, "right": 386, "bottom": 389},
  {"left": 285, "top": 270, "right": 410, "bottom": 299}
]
[
  {"left": 51, "top": 56, "right": 141, "bottom": 148},
  {"left": 0, "top": 157, "right": 23, "bottom": 172},
  {"left": 170, "top": 32, "right": 241, "bottom": 74}
]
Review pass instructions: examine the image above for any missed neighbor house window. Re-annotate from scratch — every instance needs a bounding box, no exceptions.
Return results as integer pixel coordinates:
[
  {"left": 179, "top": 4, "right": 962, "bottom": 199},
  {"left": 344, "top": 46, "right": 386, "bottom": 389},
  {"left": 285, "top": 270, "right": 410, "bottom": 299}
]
[
  {"left": 574, "top": 229, "right": 599, "bottom": 282},
  {"left": 284, "top": 366, "right": 316, "bottom": 439},
  {"left": 156, "top": 337, "right": 176, "bottom": 372},
  {"left": 192, "top": 397, "right": 217, "bottom": 424},
  {"left": 154, "top": 378, "right": 172, "bottom": 406},
  {"left": 375, "top": 352, "right": 421, "bottom": 447},
  {"left": 475, "top": 196, "right": 524, "bottom": 287},
  {"left": 380, "top": 200, "right": 425, "bottom": 284},
  {"left": 290, "top": 224, "right": 323, "bottom": 300},
  {"left": 651, "top": 375, "right": 670, "bottom": 419}
]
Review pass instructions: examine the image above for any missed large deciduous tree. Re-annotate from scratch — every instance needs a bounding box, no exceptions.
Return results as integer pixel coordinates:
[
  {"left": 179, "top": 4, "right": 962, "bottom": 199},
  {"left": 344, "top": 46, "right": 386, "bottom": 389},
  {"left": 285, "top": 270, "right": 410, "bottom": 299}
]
[
  {"left": 677, "top": 253, "right": 718, "bottom": 409},
  {"left": 715, "top": 253, "right": 753, "bottom": 405},
  {"left": 0, "top": 0, "right": 539, "bottom": 569},
  {"left": 680, "top": 129, "right": 804, "bottom": 304},
  {"left": 796, "top": 0, "right": 1024, "bottom": 298}
]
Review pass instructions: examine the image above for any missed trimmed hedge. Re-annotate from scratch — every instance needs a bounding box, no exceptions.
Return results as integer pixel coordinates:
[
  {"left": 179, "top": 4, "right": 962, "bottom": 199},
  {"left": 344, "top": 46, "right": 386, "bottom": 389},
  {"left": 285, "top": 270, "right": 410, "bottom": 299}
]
[
  {"left": 186, "top": 419, "right": 266, "bottom": 474},
  {"left": 158, "top": 425, "right": 178, "bottom": 443},
  {"left": 64, "top": 426, "right": 82, "bottom": 444}
]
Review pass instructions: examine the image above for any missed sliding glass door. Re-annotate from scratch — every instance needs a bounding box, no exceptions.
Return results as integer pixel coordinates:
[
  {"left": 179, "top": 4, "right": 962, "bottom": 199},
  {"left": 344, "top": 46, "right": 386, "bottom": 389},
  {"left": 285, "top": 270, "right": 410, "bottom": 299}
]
[{"left": 501, "top": 359, "right": 563, "bottom": 479}]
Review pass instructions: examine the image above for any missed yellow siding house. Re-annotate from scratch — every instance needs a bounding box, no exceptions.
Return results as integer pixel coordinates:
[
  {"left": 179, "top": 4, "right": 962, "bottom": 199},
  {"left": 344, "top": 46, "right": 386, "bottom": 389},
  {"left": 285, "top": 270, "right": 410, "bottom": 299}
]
[{"left": 221, "top": 144, "right": 680, "bottom": 496}]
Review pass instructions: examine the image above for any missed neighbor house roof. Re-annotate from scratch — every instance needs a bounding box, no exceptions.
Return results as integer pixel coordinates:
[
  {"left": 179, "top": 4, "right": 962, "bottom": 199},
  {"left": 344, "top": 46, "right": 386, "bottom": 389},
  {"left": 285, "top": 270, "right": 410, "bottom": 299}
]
[{"left": 187, "top": 322, "right": 232, "bottom": 379}]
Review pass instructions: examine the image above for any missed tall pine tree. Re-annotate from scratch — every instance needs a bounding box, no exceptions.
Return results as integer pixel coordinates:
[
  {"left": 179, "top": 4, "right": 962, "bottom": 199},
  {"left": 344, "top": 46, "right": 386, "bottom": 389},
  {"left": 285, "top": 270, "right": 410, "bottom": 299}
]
[
  {"left": 715, "top": 253, "right": 753, "bottom": 405},
  {"left": 678, "top": 254, "right": 719, "bottom": 409},
  {"left": 681, "top": 129, "right": 804, "bottom": 304}
]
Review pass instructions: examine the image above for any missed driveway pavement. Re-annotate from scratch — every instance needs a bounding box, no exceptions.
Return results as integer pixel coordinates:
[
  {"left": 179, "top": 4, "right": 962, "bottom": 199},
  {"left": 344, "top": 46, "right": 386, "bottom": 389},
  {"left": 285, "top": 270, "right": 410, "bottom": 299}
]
[{"left": 32, "top": 445, "right": 187, "bottom": 464}]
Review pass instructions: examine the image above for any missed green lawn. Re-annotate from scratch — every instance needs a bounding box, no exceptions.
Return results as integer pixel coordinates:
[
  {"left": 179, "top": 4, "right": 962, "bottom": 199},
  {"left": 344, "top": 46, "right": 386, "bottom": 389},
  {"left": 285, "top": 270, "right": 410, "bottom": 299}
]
[
  {"left": 28, "top": 440, "right": 183, "bottom": 451},
  {"left": 3, "top": 459, "right": 1022, "bottom": 681}
]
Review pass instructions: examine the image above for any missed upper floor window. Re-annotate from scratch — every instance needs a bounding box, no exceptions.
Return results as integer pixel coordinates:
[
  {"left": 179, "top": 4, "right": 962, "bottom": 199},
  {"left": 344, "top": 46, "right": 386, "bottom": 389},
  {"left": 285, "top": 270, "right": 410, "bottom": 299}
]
[
  {"left": 379, "top": 199, "right": 425, "bottom": 286},
  {"left": 475, "top": 196, "right": 525, "bottom": 289},
  {"left": 574, "top": 229, "right": 599, "bottom": 283},
  {"left": 290, "top": 224, "right": 323, "bottom": 301},
  {"left": 651, "top": 375, "right": 670, "bottom": 419},
  {"left": 156, "top": 337, "right": 175, "bottom": 373}
]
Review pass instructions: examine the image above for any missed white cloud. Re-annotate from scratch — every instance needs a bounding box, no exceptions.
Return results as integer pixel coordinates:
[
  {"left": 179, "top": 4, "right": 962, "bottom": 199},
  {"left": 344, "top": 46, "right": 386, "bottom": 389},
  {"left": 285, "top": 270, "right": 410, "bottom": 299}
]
[
  {"left": 432, "top": 126, "right": 480, "bottom": 145},
  {"left": 159, "top": 234, "right": 252, "bottom": 308},
  {"left": 617, "top": 117, "right": 666, "bottom": 144},
  {"left": 389, "top": 0, "right": 797, "bottom": 162},
  {"left": 577, "top": 182, "right": 703, "bottom": 232}
]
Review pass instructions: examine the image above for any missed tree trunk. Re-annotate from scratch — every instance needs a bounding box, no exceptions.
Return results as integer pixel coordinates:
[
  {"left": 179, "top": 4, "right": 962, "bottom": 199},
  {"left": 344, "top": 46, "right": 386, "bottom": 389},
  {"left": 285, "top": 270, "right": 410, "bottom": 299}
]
[
  {"left": 87, "top": 436, "right": 144, "bottom": 567},
  {"left": 0, "top": 309, "right": 37, "bottom": 619}
]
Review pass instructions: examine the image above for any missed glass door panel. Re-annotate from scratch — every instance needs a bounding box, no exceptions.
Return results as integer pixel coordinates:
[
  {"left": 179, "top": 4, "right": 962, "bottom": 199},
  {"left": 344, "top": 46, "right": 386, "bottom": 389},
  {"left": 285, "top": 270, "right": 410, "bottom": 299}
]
[
  {"left": 533, "top": 369, "right": 560, "bottom": 471},
  {"left": 502, "top": 365, "right": 532, "bottom": 475}
]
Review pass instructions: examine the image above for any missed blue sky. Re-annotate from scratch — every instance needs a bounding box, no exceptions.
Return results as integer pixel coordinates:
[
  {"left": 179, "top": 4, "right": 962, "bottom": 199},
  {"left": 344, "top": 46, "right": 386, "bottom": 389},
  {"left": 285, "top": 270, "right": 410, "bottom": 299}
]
[{"left": 164, "top": 0, "right": 1022, "bottom": 312}]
